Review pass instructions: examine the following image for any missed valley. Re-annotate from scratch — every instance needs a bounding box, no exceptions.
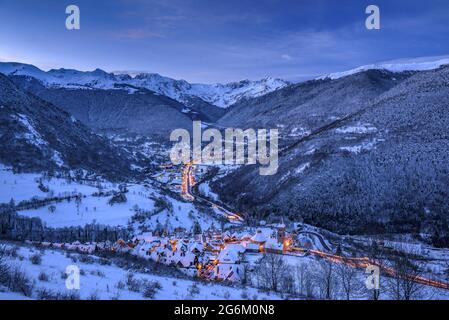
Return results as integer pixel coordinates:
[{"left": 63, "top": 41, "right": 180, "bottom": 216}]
[{"left": 1, "top": 57, "right": 449, "bottom": 300}]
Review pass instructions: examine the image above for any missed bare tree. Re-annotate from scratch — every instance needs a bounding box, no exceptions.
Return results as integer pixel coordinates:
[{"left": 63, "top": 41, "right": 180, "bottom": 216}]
[
  {"left": 295, "top": 263, "right": 315, "bottom": 298},
  {"left": 255, "top": 254, "right": 289, "bottom": 292},
  {"left": 295, "top": 264, "right": 308, "bottom": 296},
  {"left": 336, "top": 261, "right": 362, "bottom": 300},
  {"left": 386, "top": 253, "right": 424, "bottom": 300},
  {"left": 281, "top": 273, "right": 296, "bottom": 295},
  {"left": 241, "top": 264, "right": 251, "bottom": 286},
  {"left": 0, "top": 247, "right": 10, "bottom": 285},
  {"left": 314, "top": 260, "right": 338, "bottom": 300},
  {"left": 367, "top": 241, "right": 385, "bottom": 300}
]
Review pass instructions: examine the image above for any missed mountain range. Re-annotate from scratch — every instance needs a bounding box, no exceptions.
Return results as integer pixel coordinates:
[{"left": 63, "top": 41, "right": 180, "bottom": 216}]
[
  {"left": 0, "top": 62, "right": 289, "bottom": 108},
  {"left": 0, "top": 73, "right": 135, "bottom": 179},
  {"left": 1, "top": 57, "right": 449, "bottom": 242},
  {"left": 214, "top": 64, "right": 449, "bottom": 241}
]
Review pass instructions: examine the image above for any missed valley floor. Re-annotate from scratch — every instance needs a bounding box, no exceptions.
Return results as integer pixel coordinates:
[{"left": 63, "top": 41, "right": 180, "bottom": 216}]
[{"left": 1, "top": 166, "right": 449, "bottom": 300}]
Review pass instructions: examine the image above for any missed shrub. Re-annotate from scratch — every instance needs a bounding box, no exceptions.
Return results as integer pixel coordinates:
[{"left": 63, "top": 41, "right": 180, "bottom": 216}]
[
  {"left": 78, "top": 255, "right": 94, "bottom": 264},
  {"left": 187, "top": 283, "right": 200, "bottom": 297},
  {"left": 30, "top": 254, "right": 42, "bottom": 265},
  {"left": 5, "top": 267, "right": 34, "bottom": 297},
  {"left": 116, "top": 280, "right": 126, "bottom": 290},
  {"left": 142, "top": 281, "right": 162, "bottom": 299},
  {"left": 38, "top": 272, "right": 49, "bottom": 282},
  {"left": 36, "top": 289, "right": 80, "bottom": 300},
  {"left": 0, "top": 245, "right": 18, "bottom": 258},
  {"left": 88, "top": 291, "right": 99, "bottom": 300},
  {"left": 90, "top": 270, "right": 105, "bottom": 278},
  {"left": 99, "top": 258, "right": 111, "bottom": 266},
  {"left": 126, "top": 273, "right": 143, "bottom": 292},
  {"left": 108, "top": 192, "right": 127, "bottom": 206}
]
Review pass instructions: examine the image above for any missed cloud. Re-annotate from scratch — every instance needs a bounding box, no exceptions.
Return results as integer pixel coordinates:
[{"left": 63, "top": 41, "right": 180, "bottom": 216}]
[
  {"left": 281, "top": 54, "right": 292, "bottom": 61},
  {"left": 113, "top": 29, "right": 165, "bottom": 40}
]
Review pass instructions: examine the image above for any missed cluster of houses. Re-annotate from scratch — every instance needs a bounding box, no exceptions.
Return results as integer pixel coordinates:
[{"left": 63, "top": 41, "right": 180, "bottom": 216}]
[
  {"left": 28, "top": 222, "right": 319, "bottom": 283},
  {"left": 126, "top": 224, "right": 300, "bottom": 283}
]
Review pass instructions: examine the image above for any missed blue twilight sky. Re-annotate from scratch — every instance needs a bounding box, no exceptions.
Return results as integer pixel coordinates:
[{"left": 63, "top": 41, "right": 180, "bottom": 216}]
[{"left": 0, "top": 0, "right": 448, "bottom": 83}]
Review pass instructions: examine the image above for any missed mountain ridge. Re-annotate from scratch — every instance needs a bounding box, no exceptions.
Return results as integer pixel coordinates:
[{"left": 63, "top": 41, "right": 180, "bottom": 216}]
[{"left": 0, "top": 62, "right": 289, "bottom": 108}]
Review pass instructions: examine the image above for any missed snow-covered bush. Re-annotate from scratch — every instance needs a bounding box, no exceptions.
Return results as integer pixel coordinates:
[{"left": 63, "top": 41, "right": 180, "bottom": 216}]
[
  {"left": 4, "top": 267, "right": 34, "bottom": 297},
  {"left": 187, "top": 283, "right": 200, "bottom": 297},
  {"left": 126, "top": 273, "right": 143, "bottom": 292},
  {"left": 38, "top": 271, "right": 49, "bottom": 282},
  {"left": 30, "top": 253, "right": 42, "bottom": 265},
  {"left": 36, "top": 288, "right": 80, "bottom": 300},
  {"left": 142, "top": 280, "right": 162, "bottom": 299}
]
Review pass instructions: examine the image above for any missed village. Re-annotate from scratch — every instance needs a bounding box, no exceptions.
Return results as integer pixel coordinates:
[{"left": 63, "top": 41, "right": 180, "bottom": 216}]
[
  {"left": 32, "top": 221, "right": 318, "bottom": 284},
  {"left": 8, "top": 161, "right": 449, "bottom": 295}
]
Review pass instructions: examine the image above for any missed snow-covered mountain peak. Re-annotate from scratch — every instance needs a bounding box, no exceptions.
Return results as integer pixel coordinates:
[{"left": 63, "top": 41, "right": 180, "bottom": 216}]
[
  {"left": 0, "top": 61, "right": 289, "bottom": 107},
  {"left": 317, "top": 55, "right": 449, "bottom": 80}
]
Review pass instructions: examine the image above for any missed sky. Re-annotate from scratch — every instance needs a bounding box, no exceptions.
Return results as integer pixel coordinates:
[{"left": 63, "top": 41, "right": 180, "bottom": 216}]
[{"left": 0, "top": 0, "right": 449, "bottom": 83}]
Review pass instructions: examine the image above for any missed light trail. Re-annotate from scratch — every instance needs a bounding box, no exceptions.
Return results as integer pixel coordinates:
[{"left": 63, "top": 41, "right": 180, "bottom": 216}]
[
  {"left": 180, "top": 162, "right": 244, "bottom": 224},
  {"left": 177, "top": 163, "right": 449, "bottom": 291}
]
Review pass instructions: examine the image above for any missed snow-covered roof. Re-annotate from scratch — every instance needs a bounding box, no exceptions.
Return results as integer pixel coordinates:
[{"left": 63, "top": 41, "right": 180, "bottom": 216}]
[
  {"left": 189, "top": 242, "right": 204, "bottom": 253},
  {"left": 251, "top": 230, "right": 267, "bottom": 243},
  {"left": 217, "top": 244, "right": 244, "bottom": 263},
  {"left": 245, "top": 243, "right": 260, "bottom": 251},
  {"left": 264, "top": 238, "right": 283, "bottom": 251},
  {"left": 179, "top": 252, "right": 196, "bottom": 268}
]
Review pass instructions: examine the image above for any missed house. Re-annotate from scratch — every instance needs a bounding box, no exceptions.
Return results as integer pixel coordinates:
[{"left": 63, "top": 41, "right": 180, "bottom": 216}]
[
  {"left": 134, "top": 242, "right": 154, "bottom": 259},
  {"left": 189, "top": 242, "right": 204, "bottom": 254},
  {"left": 251, "top": 229, "right": 267, "bottom": 244},
  {"left": 213, "top": 263, "right": 244, "bottom": 282},
  {"left": 245, "top": 242, "right": 261, "bottom": 253},
  {"left": 217, "top": 244, "right": 245, "bottom": 264},
  {"left": 174, "top": 227, "right": 187, "bottom": 237},
  {"left": 264, "top": 238, "right": 283, "bottom": 254},
  {"left": 78, "top": 243, "right": 96, "bottom": 254},
  {"left": 179, "top": 252, "right": 198, "bottom": 268}
]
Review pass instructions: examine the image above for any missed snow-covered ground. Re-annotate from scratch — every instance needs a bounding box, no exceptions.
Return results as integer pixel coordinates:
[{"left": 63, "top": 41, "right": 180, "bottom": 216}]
[
  {"left": 0, "top": 167, "right": 98, "bottom": 204},
  {"left": 18, "top": 184, "right": 156, "bottom": 228},
  {"left": 0, "top": 167, "right": 219, "bottom": 232},
  {"left": 0, "top": 242, "right": 282, "bottom": 300},
  {"left": 2, "top": 167, "right": 449, "bottom": 300},
  {"left": 198, "top": 182, "right": 220, "bottom": 202}
]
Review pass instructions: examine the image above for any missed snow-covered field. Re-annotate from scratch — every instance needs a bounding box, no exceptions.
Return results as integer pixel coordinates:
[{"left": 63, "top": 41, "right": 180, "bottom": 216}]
[
  {"left": 2, "top": 166, "right": 449, "bottom": 300},
  {"left": 0, "top": 167, "right": 98, "bottom": 204},
  {"left": 0, "top": 167, "right": 219, "bottom": 231}
]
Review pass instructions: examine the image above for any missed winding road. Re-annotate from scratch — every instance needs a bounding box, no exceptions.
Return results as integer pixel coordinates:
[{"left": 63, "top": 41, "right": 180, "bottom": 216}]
[
  {"left": 181, "top": 162, "right": 244, "bottom": 224},
  {"left": 179, "top": 162, "right": 449, "bottom": 291}
]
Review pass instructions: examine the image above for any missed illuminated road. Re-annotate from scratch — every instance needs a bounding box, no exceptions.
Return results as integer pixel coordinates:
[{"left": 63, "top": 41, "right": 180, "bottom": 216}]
[
  {"left": 178, "top": 163, "right": 449, "bottom": 291},
  {"left": 181, "top": 162, "right": 244, "bottom": 224}
]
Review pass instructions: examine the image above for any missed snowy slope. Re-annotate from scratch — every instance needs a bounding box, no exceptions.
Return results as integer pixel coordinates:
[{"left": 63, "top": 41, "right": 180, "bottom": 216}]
[
  {"left": 0, "top": 242, "right": 281, "bottom": 300},
  {"left": 0, "top": 62, "right": 289, "bottom": 108},
  {"left": 0, "top": 167, "right": 219, "bottom": 231},
  {"left": 318, "top": 55, "right": 449, "bottom": 80}
]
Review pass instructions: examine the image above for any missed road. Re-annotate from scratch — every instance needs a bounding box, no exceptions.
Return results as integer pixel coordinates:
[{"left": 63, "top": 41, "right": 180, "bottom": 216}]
[
  {"left": 178, "top": 162, "right": 449, "bottom": 291},
  {"left": 181, "top": 162, "right": 244, "bottom": 224}
]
